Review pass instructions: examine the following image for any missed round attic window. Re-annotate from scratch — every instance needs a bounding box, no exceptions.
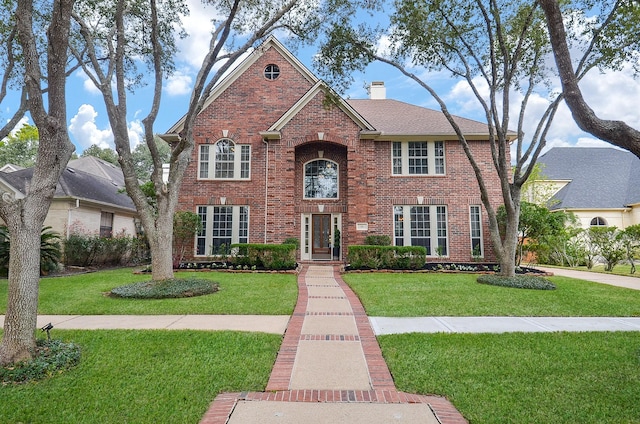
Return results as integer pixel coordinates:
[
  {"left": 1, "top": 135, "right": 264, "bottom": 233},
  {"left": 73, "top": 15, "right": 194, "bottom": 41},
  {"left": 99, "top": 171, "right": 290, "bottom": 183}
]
[{"left": 264, "top": 64, "right": 280, "bottom": 80}]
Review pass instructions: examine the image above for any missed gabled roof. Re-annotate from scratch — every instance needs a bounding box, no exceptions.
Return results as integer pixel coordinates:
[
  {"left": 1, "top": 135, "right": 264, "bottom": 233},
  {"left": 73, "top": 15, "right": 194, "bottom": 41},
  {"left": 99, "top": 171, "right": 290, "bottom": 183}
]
[
  {"left": 0, "top": 164, "right": 24, "bottom": 173},
  {"left": 346, "top": 99, "right": 492, "bottom": 139},
  {"left": 538, "top": 147, "right": 640, "bottom": 210},
  {"left": 265, "top": 81, "right": 376, "bottom": 135},
  {"left": 0, "top": 163, "right": 136, "bottom": 212},
  {"left": 68, "top": 156, "right": 125, "bottom": 186},
  {"left": 164, "top": 36, "right": 318, "bottom": 136}
]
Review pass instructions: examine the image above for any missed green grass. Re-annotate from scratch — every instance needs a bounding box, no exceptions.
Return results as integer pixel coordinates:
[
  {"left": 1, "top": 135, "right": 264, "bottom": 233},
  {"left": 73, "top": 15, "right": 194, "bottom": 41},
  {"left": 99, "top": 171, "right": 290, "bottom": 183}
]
[
  {"left": 0, "top": 268, "right": 297, "bottom": 315},
  {"left": 379, "top": 332, "right": 640, "bottom": 424},
  {"left": 0, "top": 330, "right": 281, "bottom": 424},
  {"left": 342, "top": 272, "right": 640, "bottom": 316}
]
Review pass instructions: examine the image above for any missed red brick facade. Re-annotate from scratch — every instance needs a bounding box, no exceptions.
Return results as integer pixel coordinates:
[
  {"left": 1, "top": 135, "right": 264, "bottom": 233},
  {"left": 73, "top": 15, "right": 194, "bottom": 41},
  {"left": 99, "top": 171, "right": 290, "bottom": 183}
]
[{"left": 173, "top": 38, "right": 504, "bottom": 263}]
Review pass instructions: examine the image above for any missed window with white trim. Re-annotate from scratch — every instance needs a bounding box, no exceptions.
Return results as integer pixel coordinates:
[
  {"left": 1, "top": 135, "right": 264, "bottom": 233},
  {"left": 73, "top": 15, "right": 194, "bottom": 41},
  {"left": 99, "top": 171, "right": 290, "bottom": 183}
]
[
  {"left": 198, "top": 139, "right": 250, "bottom": 180},
  {"left": 470, "top": 205, "right": 483, "bottom": 257},
  {"left": 590, "top": 216, "right": 607, "bottom": 226},
  {"left": 304, "top": 159, "right": 338, "bottom": 199},
  {"left": 392, "top": 141, "right": 445, "bottom": 175},
  {"left": 100, "top": 212, "right": 114, "bottom": 238},
  {"left": 394, "top": 205, "right": 448, "bottom": 256},
  {"left": 196, "top": 206, "right": 248, "bottom": 255}
]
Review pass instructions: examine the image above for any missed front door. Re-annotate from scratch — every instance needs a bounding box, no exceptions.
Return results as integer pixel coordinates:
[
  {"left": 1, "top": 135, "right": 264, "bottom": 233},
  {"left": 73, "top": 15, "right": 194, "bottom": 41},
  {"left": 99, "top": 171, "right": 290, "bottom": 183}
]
[{"left": 312, "top": 214, "right": 331, "bottom": 259}]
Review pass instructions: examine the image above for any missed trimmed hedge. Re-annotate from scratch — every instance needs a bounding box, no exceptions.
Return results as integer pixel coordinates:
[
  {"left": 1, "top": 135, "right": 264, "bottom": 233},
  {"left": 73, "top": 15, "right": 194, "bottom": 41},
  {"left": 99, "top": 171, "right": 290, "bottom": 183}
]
[
  {"left": 231, "top": 243, "right": 297, "bottom": 270},
  {"left": 348, "top": 245, "right": 427, "bottom": 270},
  {"left": 477, "top": 274, "right": 557, "bottom": 290}
]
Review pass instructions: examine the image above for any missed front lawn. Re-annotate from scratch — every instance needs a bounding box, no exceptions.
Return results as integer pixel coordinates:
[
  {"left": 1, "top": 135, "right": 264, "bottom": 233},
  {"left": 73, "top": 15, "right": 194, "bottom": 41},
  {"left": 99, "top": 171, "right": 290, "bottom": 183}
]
[
  {"left": 342, "top": 272, "right": 640, "bottom": 316},
  {"left": 380, "top": 331, "right": 640, "bottom": 424},
  {"left": 0, "top": 268, "right": 297, "bottom": 315},
  {"left": 0, "top": 330, "right": 281, "bottom": 424}
]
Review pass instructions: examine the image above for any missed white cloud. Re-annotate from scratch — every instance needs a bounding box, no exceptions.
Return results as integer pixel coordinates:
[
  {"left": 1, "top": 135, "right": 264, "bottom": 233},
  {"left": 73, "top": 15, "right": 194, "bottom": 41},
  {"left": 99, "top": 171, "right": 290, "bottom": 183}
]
[
  {"left": 68, "top": 104, "right": 114, "bottom": 151},
  {"left": 68, "top": 104, "right": 147, "bottom": 153},
  {"left": 175, "top": 0, "right": 220, "bottom": 69},
  {"left": 75, "top": 70, "right": 102, "bottom": 95},
  {"left": 165, "top": 70, "right": 193, "bottom": 96},
  {"left": 127, "top": 119, "right": 144, "bottom": 149}
]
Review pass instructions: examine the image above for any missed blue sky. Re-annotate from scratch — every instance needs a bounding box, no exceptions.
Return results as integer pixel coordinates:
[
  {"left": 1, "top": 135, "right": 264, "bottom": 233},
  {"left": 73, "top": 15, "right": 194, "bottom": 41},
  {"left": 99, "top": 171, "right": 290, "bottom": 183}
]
[{"left": 6, "top": 0, "right": 640, "bottom": 158}]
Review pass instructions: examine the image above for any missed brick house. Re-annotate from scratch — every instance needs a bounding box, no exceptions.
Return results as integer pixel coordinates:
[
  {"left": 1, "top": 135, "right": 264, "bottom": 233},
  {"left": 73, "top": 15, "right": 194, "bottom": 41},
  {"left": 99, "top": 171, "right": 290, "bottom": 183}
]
[{"left": 163, "top": 37, "right": 504, "bottom": 263}]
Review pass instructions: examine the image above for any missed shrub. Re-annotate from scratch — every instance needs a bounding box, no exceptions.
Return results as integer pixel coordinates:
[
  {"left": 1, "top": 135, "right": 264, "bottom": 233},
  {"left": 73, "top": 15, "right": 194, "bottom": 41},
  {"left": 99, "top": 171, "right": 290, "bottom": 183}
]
[
  {"left": 109, "top": 278, "right": 219, "bottom": 299},
  {"left": 477, "top": 274, "right": 556, "bottom": 290},
  {"left": 364, "top": 235, "right": 391, "bottom": 246},
  {"left": 1, "top": 339, "right": 81, "bottom": 384},
  {"left": 230, "top": 243, "right": 296, "bottom": 270},
  {"left": 348, "top": 245, "right": 426, "bottom": 270},
  {"left": 0, "top": 225, "right": 62, "bottom": 274},
  {"left": 282, "top": 237, "right": 300, "bottom": 247},
  {"left": 64, "top": 223, "right": 145, "bottom": 267}
]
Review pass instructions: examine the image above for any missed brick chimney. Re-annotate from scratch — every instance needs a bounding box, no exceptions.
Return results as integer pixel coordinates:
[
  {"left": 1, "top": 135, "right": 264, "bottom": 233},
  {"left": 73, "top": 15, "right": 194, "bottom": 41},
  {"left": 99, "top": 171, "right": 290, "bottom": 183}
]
[{"left": 368, "top": 81, "right": 386, "bottom": 99}]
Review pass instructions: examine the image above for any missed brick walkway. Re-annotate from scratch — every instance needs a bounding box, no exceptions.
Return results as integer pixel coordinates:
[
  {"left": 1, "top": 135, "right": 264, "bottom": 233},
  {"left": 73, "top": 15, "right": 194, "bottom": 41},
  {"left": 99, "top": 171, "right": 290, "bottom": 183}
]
[{"left": 200, "top": 265, "right": 467, "bottom": 423}]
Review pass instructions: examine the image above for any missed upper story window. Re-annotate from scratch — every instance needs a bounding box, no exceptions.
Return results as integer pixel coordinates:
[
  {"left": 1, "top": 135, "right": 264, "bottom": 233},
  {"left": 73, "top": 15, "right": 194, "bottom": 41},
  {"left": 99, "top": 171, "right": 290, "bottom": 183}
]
[
  {"left": 264, "top": 64, "right": 280, "bottom": 80},
  {"left": 304, "top": 159, "right": 338, "bottom": 199},
  {"left": 392, "top": 141, "right": 445, "bottom": 176},
  {"left": 198, "top": 139, "right": 250, "bottom": 180},
  {"left": 590, "top": 216, "right": 607, "bottom": 226}
]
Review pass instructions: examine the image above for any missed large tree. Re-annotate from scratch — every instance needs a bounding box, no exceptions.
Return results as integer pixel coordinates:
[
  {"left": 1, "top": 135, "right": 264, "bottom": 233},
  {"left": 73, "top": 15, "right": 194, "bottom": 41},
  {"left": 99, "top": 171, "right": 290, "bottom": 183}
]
[
  {"left": 0, "top": 0, "right": 76, "bottom": 365},
  {"left": 315, "top": 0, "right": 639, "bottom": 276},
  {"left": 539, "top": 0, "right": 640, "bottom": 158},
  {"left": 71, "top": 0, "right": 332, "bottom": 280}
]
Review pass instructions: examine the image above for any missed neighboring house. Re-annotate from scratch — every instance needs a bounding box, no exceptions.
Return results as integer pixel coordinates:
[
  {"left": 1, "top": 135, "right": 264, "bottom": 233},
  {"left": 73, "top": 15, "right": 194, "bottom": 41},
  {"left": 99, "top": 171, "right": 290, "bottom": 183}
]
[
  {"left": 162, "top": 36, "right": 506, "bottom": 262},
  {"left": 0, "top": 156, "right": 138, "bottom": 239},
  {"left": 0, "top": 164, "right": 24, "bottom": 173},
  {"left": 534, "top": 147, "right": 640, "bottom": 229}
]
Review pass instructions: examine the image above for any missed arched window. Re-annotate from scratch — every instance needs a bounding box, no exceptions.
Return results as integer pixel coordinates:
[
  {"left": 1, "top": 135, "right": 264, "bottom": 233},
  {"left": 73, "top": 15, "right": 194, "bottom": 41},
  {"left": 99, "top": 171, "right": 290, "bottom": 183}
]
[
  {"left": 304, "top": 159, "right": 338, "bottom": 199},
  {"left": 198, "top": 138, "right": 250, "bottom": 180},
  {"left": 590, "top": 216, "right": 607, "bottom": 226}
]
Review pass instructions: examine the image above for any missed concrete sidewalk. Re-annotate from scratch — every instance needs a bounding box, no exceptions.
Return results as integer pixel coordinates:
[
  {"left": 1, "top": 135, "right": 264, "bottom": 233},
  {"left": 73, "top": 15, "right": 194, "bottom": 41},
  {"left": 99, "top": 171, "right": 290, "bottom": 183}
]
[
  {"left": 0, "top": 314, "right": 290, "bottom": 334},
  {"left": 370, "top": 316, "right": 640, "bottom": 335},
  {"left": 536, "top": 266, "right": 640, "bottom": 290}
]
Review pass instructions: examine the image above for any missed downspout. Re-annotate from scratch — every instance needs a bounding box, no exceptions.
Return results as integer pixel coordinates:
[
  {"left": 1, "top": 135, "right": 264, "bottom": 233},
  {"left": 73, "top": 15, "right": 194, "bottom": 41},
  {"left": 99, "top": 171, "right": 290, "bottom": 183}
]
[
  {"left": 263, "top": 138, "right": 269, "bottom": 243},
  {"left": 66, "top": 198, "right": 80, "bottom": 239}
]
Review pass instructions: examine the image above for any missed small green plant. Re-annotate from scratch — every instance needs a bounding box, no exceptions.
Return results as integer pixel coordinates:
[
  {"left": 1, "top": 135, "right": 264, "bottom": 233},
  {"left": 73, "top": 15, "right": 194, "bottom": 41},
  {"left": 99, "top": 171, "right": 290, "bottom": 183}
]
[
  {"left": 282, "top": 237, "right": 300, "bottom": 247},
  {"left": 364, "top": 235, "right": 391, "bottom": 246},
  {"left": 0, "top": 225, "right": 62, "bottom": 274},
  {"left": 477, "top": 274, "right": 556, "bottom": 290},
  {"left": 1, "top": 339, "right": 81, "bottom": 384},
  {"left": 109, "top": 278, "right": 219, "bottom": 299}
]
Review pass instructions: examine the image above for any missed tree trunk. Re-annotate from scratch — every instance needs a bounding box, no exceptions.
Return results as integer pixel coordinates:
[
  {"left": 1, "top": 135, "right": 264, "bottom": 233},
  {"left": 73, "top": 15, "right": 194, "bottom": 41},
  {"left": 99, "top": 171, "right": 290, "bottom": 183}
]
[
  {"left": 0, "top": 0, "right": 76, "bottom": 365},
  {"left": 147, "top": 215, "right": 175, "bottom": 281},
  {"left": 0, "top": 228, "right": 41, "bottom": 365}
]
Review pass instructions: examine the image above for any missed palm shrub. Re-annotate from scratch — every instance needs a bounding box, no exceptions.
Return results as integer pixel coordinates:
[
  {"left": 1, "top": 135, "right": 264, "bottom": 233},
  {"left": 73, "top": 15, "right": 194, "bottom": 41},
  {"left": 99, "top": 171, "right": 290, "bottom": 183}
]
[{"left": 0, "top": 225, "right": 62, "bottom": 274}]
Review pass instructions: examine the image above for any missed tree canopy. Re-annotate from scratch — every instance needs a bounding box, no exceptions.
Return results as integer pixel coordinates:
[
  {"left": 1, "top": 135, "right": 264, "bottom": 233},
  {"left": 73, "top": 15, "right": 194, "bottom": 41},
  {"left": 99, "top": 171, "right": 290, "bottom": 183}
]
[{"left": 0, "top": 124, "right": 39, "bottom": 168}]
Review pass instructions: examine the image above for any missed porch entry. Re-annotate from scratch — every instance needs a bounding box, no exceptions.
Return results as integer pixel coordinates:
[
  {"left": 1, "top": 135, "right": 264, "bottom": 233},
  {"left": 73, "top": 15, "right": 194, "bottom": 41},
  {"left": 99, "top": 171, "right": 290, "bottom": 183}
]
[{"left": 301, "top": 213, "right": 342, "bottom": 261}]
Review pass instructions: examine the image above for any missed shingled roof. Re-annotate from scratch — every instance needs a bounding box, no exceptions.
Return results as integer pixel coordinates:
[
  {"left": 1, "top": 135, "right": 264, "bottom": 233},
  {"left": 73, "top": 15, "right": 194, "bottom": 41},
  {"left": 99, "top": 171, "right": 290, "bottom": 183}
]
[
  {"left": 0, "top": 160, "right": 135, "bottom": 211},
  {"left": 538, "top": 147, "right": 640, "bottom": 210},
  {"left": 346, "top": 99, "right": 492, "bottom": 137}
]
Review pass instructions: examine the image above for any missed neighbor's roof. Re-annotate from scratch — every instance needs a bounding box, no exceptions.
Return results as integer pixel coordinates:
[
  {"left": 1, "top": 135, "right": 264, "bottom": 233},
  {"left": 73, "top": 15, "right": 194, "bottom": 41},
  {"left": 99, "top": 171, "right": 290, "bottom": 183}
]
[
  {"left": 538, "top": 147, "right": 640, "bottom": 210},
  {"left": 67, "top": 156, "right": 125, "bottom": 187},
  {"left": 0, "top": 163, "right": 135, "bottom": 211},
  {"left": 346, "top": 99, "right": 496, "bottom": 138}
]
